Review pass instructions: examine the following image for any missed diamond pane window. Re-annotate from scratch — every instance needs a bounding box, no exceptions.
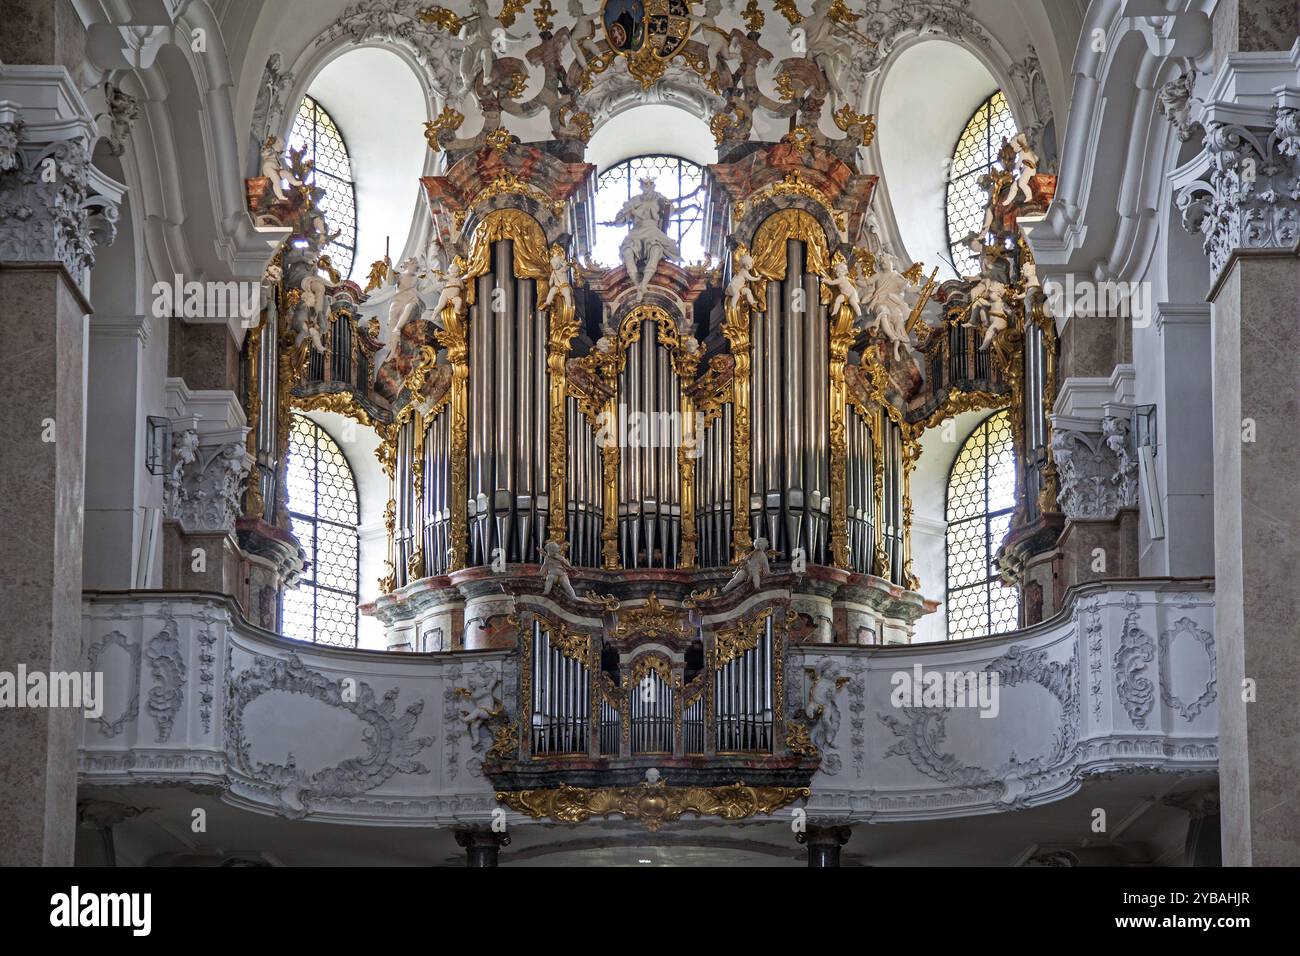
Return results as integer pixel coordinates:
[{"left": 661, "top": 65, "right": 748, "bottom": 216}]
[
  {"left": 288, "top": 94, "right": 358, "bottom": 280},
  {"left": 945, "top": 91, "right": 1017, "bottom": 277},
  {"left": 592, "top": 155, "right": 707, "bottom": 267},
  {"left": 282, "top": 415, "right": 359, "bottom": 647},
  {"left": 945, "top": 410, "right": 1020, "bottom": 640}
]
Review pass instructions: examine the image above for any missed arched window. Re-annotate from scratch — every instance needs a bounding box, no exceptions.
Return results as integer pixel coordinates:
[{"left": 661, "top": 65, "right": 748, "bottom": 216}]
[
  {"left": 945, "top": 90, "right": 1017, "bottom": 277},
  {"left": 281, "top": 415, "right": 359, "bottom": 647},
  {"left": 945, "top": 410, "right": 1020, "bottom": 640},
  {"left": 288, "top": 94, "right": 358, "bottom": 280},
  {"left": 592, "top": 155, "right": 707, "bottom": 267}
]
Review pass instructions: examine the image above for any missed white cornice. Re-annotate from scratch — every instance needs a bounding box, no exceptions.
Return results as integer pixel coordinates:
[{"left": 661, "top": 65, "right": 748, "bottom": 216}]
[
  {"left": 1197, "top": 40, "right": 1300, "bottom": 128},
  {"left": 1053, "top": 364, "right": 1136, "bottom": 430},
  {"left": 89, "top": 312, "right": 151, "bottom": 346},
  {"left": 164, "top": 376, "right": 248, "bottom": 445}
]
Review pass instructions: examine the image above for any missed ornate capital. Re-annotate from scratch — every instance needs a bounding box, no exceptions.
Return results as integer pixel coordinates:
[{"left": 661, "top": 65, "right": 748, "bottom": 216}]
[
  {"left": 164, "top": 436, "right": 254, "bottom": 535},
  {"left": 1051, "top": 416, "right": 1137, "bottom": 521},
  {"left": 1177, "top": 107, "right": 1300, "bottom": 284}
]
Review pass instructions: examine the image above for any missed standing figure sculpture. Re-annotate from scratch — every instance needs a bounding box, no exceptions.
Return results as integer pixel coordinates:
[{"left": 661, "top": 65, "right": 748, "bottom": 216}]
[
  {"left": 602, "top": 177, "right": 680, "bottom": 295},
  {"left": 260, "top": 135, "right": 301, "bottom": 202},
  {"left": 726, "top": 250, "right": 761, "bottom": 315},
  {"left": 858, "top": 253, "right": 914, "bottom": 361}
]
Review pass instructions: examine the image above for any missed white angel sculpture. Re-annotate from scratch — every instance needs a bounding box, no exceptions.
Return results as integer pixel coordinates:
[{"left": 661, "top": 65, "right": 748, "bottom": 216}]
[
  {"left": 858, "top": 253, "right": 914, "bottom": 361},
  {"left": 260, "top": 136, "right": 301, "bottom": 202},
  {"left": 295, "top": 270, "right": 330, "bottom": 353},
  {"left": 1001, "top": 132, "right": 1040, "bottom": 206},
  {"left": 726, "top": 251, "right": 761, "bottom": 315},
  {"left": 365, "top": 256, "right": 463, "bottom": 373},
  {"left": 965, "top": 277, "right": 1010, "bottom": 350},
  {"left": 722, "top": 537, "right": 771, "bottom": 594},
  {"left": 539, "top": 249, "right": 572, "bottom": 316},
  {"left": 824, "top": 259, "right": 862, "bottom": 321}
]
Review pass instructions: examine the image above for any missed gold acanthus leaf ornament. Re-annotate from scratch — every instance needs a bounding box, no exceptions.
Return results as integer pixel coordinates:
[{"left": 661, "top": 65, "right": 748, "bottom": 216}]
[
  {"left": 495, "top": 782, "right": 810, "bottom": 831},
  {"left": 423, "top": 105, "right": 464, "bottom": 152}
]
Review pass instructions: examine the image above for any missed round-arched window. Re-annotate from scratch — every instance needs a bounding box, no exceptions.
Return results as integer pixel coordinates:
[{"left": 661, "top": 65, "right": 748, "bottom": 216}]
[
  {"left": 288, "top": 94, "right": 358, "bottom": 280},
  {"left": 945, "top": 409, "right": 1020, "bottom": 639},
  {"left": 945, "top": 90, "right": 1017, "bottom": 277},
  {"left": 281, "top": 415, "right": 360, "bottom": 647},
  {"left": 592, "top": 155, "right": 707, "bottom": 267}
]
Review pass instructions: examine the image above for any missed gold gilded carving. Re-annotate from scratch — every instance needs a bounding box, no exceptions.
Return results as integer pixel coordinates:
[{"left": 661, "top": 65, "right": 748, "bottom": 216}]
[
  {"left": 786, "top": 720, "right": 818, "bottom": 759},
  {"left": 733, "top": 172, "right": 847, "bottom": 237},
  {"left": 833, "top": 105, "right": 876, "bottom": 148},
  {"left": 749, "top": 207, "right": 832, "bottom": 280},
  {"left": 721, "top": 242, "right": 764, "bottom": 558},
  {"left": 542, "top": 244, "right": 580, "bottom": 547},
  {"left": 423, "top": 105, "right": 464, "bottom": 153},
  {"left": 416, "top": 6, "right": 462, "bottom": 32},
  {"left": 485, "top": 126, "right": 515, "bottom": 152},
  {"left": 826, "top": 250, "right": 858, "bottom": 568},
  {"left": 614, "top": 593, "right": 692, "bottom": 642},
  {"left": 712, "top": 608, "right": 772, "bottom": 668},
  {"left": 739, "top": 0, "right": 765, "bottom": 32},
  {"left": 496, "top": 782, "right": 809, "bottom": 831},
  {"left": 539, "top": 618, "right": 590, "bottom": 663}
]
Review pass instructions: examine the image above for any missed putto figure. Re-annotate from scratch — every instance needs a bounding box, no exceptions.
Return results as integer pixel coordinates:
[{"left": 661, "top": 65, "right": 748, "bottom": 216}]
[
  {"left": 603, "top": 176, "right": 680, "bottom": 295},
  {"left": 824, "top": 258, "right": 862, "bottom": 321},
  {"left": 1002, "top": 132, "right": 1040, "bottom": 206},
  {"left": 722, "top": 536, "right": 771, "bottom": 594},
  {"left": 539, "top": 247, "right": 573, "bottom": 316},
  {"left": 540, "top": 539, "right": 579, "bottom": 602}
]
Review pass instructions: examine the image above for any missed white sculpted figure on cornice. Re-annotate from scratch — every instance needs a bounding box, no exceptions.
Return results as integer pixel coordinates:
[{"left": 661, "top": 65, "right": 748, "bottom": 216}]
[
  {"left": 825, "top": 259, "right": 863, "bottom": 321},
  {"left": 603, "top": 176, "right": 681, "bottom": 294},
  {"left": 259, "top": 135, "right": 302, "bottom": 202},
  {"left": 722, "top": 536, "right": 771, "bottom": 593},
  {"left": 540, "top": 539, "right": 581, "bottom": 602},
  {"left": 858, "top": 253, "right": 913, "bottom": 360}
]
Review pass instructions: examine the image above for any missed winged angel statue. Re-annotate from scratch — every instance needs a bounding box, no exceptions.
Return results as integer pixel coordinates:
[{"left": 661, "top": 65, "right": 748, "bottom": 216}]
[{"left": 360, "top": 245, "right": 466, "bottom": 374}]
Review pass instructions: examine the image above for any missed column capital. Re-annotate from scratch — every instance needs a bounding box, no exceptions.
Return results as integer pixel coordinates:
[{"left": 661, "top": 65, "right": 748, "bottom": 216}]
[{"left": 0, "top": 65, "right": 123, "bottom": 295}]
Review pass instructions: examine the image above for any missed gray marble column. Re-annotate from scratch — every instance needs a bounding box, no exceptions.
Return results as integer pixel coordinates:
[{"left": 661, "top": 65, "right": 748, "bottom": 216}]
[
  {"left": 0, "top": 56, "right": 121, "bottom": 864},
  {"left": 1177, "top": 52, "right": 1300, "bottom": 864}
]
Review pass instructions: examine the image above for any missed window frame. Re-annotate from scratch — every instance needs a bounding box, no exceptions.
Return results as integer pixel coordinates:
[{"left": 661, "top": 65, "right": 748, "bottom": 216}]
[
  {"left": 288, "top": 94, "right": 359, "bottom": 281},
  {"left": 281, "top": 414, "right": 360, "bottom": 648},
  {"left": 944, "top": 409, "right": 1020, "bottom": 640},
  {"left": 944, "top": 90, "right": 1017, "bottom": 277}
]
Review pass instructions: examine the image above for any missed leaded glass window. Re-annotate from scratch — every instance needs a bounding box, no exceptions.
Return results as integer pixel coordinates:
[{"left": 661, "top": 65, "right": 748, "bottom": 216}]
[
  {"left": 945, "top": 90, "right": 1017, "bottom": 277},
  {"left": 288, "top": 95, "right": 358, "bottom": 280},
  {"left": 281, "top": 415, "right": 359, "bottom": 647},
  {"left": 592, "top": 155, "right": 707, "bottom": 267},
  {"left": 945, "top": 410, "right": 1020, "bottom": 640}
]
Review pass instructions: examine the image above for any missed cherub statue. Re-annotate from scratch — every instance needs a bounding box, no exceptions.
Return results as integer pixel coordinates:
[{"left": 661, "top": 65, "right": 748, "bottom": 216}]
[
  {"left": 965, "top": 276, "right": 1010, "bottom": 350},
  {"left": 259, "top": 135, "right": 301, "bottom": 202},
  {"left": 567, "top": 0, "right": 602, "bottom": 72},
  {"left": 824, "top": 258, "right": 862, "bottom": 321},
  {"left": 429, "top": 258, "right": 466, "bottom": 325},
  {"left": 295, "top": 270, "right": 330, "bottom": 353},
  {"left": 540, "top": 539, "right": 579, "bottom": 602},
  {"left": 1001, "top": 132, "right": 1040, "bottom": 206},
  {"left": 453, "top": 669, "right": 502, "bottom": 750},
  {"left": 456, "top": 0, "right": 527, "bottom": 96},
  {"left": 698, "top": 0, "right": 740, "bottom": 85},
  {"left": 602, "top": 177, "right": 680, "bottom": 295},
  {"left": 726, "top": 249, "right": 761, "bottom": 315},
  {"left": 722, "top": 536, "right": 771, "bottom": 594},
  {"left": 803, "top": 5, "right": 860, "bottom": 106},
  {"left": 858, "top": 253, "right": 914, "bottom": 361},
  {"left": 539, "top": 247, "right": 572, "bottom": 316},
  {"left": 260, "top": 262, "right": 282, "bottom": 315},
  {"left": 806, "top": 659, "right": 851, "bottom": 755}
]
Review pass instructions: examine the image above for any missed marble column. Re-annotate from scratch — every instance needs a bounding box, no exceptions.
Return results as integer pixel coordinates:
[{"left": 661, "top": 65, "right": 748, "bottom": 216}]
[
  {"left": 797, "top": 825, "right": 851, "bottom": 867},
  {"left": 0, "top": 59, "right": 121, "bottom": 864},
  {"left": 455, "top": 828, "right": 510, "bottom": 867},
  {"left": 1178, "top": 52, "right": 1300, "bottom": 864}
]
